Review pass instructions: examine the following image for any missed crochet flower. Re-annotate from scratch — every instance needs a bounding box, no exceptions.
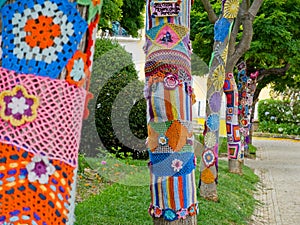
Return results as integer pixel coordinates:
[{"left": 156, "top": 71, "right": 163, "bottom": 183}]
[
  {"left": 171, "top": 159, "right": 183, "bottom": 172},
  {"left": 154, "top": 206, "right": 163, "bottom": 218},
  {"left": 163, "top": 209, "right": 178, "bottom": 222},
  {"left": 26, "top": 155, "right": 56, "bottom": 184},
  {"left": 66, "top": 51, "right": 89, "bottom": 87},
  {"left": 158, "top": 135, "right": 168, "bottom": 146},
  {"left": 188, "top": 204, "right": 198, "bottom": 216},
  {"left": 206, "top": 113, "right": 220, "bottom": 131},
  {"left": 164, "top": 74, "right": 179, "bottom": 89},
  {"left": 77, "top": 0, "right": 103, "bottom": 23},
  {"left": 202, "top": 149, "right": 216, "bottom": 168},
  {"left": 224, "top": 0, "right": 239, "bottom": 19},
  {"left": 177, "top": 208, "right": 188, "bottom": 219},
  {"left": 212, "top": 65, "right": 225, "bottom": 91},
  {"left": 0, "top": 85, "right": 39, "bottom": 127},
  {"left": 204, "top": 132, "right": 216, "bottom": 148},
  {"left": 24, "top": 15, "right": 61, "bottom": 49}
]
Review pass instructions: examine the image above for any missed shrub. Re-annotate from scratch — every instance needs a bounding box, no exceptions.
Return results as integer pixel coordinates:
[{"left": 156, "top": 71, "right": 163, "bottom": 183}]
[
  {"left": 80, "top": 38, "right": 148, "bottom": 159},
  {"left": 258, "top": 99, "right": 300, "bottom": 135}
]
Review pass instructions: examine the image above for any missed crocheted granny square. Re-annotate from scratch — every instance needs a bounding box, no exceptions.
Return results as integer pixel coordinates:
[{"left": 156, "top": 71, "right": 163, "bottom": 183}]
[{"left": 1, "top": 0, "right": 88, "bottom": 78}]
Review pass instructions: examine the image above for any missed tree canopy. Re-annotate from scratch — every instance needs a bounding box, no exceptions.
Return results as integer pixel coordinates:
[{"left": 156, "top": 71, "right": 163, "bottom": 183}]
[{"left": 191, "top": 0, "right": 300, "bottom": 95}]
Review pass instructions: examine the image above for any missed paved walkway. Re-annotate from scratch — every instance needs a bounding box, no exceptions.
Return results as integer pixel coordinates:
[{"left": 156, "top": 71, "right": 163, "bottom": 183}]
[{"left": 245, "top": 138, "right": 300, "bottom": 225}]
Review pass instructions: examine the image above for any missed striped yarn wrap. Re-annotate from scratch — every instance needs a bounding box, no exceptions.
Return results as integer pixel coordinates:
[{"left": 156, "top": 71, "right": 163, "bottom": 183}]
[{"left": 145, "top": 0, "right": 197, "bottom": 221}]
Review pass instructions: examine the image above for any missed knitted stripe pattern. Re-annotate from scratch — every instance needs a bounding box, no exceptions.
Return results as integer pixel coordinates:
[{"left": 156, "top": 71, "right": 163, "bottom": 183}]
[
  {"left": 145, "top": 0, "right": 198, "bottom": 222},
  {"left": 0, "top": 0, "right": 103, "bottom": 224}
]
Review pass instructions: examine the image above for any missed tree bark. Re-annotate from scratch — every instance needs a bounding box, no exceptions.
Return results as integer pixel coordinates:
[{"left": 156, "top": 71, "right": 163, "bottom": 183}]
[{"left": 145, "top": 0, "right": 198, "bottom": 224}]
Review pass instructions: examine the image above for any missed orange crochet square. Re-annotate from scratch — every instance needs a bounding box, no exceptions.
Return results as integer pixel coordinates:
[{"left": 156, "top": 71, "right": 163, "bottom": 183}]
[{"left": 165, "top": 120, "right": 188, "bottom": 152}]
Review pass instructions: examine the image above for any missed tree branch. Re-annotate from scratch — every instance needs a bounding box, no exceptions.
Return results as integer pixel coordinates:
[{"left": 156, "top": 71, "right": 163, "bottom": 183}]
[
  {"left": 248, "top": 0, "right": 264, "bottom": 18},
  {"left": 227, "top": 0, "right": 264, "bottom": 72},
  {"left": 201, "top": 0, "right": 218, "bottom": 24},
  {"left": 257, "top": 64, "right": 290, "bottom": 82}
]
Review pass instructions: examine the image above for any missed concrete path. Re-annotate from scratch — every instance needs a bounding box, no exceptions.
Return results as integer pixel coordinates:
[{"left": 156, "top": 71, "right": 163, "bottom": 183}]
[{"left": 245, "top": 138, "right": 300, "bottom": 225}]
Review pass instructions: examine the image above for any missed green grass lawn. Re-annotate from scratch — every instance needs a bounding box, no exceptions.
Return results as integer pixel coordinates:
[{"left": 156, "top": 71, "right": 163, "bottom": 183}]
[{"left": 75, "top": 158, "right": 259, "bottom": 225}]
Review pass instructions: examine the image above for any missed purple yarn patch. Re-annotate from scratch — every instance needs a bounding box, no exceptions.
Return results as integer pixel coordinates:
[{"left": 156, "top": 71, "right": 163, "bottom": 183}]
[{"left": 209, "top": 92, "right": 222, "bottom": 112}]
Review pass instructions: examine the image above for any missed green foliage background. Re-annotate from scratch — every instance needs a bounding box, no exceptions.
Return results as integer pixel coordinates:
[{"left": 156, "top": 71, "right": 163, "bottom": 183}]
[
  {"left": 91, "top": 39, "right": 147, "bottom": 159},
  {"left": 99, "top": 0, "right": 145, "bottom": 37},
  {"left": 191, "top": 0, "right": 300, "bottom": 91},
  {"left": 258, "top": 99, "right": 300, "bottom": 135}
]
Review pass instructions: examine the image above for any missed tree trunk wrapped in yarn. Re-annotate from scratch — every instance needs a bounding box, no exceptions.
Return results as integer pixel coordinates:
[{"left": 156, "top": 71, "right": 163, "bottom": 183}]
[
  {"left": 144, "top": 0, "right": 198, "bottom": 224},
  {"left": 200, "top": 0, "right": 239, "bottom": 200},
  {"left": 0, "top": 0, "right": 102, "bottom": 224}
]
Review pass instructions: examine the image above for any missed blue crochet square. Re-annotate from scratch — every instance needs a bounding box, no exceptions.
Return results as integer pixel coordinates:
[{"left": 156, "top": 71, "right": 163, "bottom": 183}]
[
  {"left": 1, "top": 0, "right": 87, "bottom": 79},
  {"left": 214, "top": 17, "right": 231, "bottom": 42}
]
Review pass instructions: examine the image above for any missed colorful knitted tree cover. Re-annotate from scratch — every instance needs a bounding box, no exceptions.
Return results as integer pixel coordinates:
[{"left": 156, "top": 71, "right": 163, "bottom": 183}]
[
  {"left": 145, "top": 0, "right": 198, "bottom": 222},
  {"left": 224, "top": 72, "right": 242, "bottom": 161},
  {"left": 200, "top": 0, "right": 239, "bottom": 200},
  {"left": 0, "top": 0, "right": 103, "bottom": 224},
  {"left": 237, "top": 62, "right": 259, "bottom": 156}
]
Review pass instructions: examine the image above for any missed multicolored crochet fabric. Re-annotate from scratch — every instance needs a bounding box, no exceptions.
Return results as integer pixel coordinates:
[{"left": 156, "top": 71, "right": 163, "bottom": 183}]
[
  {"left": 237, "top": 62, "right": 258, "bottom": 154},
  {"left": 0, "top": 0, "right": 103, "bottom": 224},
  {"left": 0, "top": 0, "right": 88, "bottom": 78},
  {"left": 200, "top": 0, "right": 239, "bottom": 190},
  {"left": 224, "top": 72, "right": 242, "bottom": 160},
  {"left": 145, "top": 0, "right": 198, "bottom": 221},
  {"left": 0, "top": 143, "right": 77, "bottom": 225},
  {"left": 0, "top": 67, "right": 86, "bottom": 167}
]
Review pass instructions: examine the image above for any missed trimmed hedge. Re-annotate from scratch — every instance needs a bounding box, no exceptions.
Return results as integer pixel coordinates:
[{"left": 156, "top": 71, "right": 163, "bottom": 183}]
[
  {"left": 80, "top": 38, "right": 148, "bottom": 159},
  {"left": 258, "top": 99, "right": 300, "bottom": 135}
]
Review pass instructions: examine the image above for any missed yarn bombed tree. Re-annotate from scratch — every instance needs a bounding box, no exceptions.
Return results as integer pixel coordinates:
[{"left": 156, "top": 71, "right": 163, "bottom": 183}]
[
  {"left": 199, "top": 0, "right": 263, "bottom": 199},
  {"left": 0, "top": 0, "right": 102, "bottom": 224},
  {"left": 144, "top": 0, "right": 198, "bottom": 224},
  {"left": 200, "top": 0, "right": 240, "bottom": 201}
]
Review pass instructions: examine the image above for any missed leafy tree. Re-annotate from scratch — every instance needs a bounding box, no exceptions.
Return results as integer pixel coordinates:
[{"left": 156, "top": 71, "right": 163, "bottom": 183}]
[
  {"left": 99, "top": 0, "right": 123, "bottom": 32},
  {"left": 191, "top": 0, "right": 300, "bottom": 99},
  {"left": 245, "top": 0, "right": 300, "bottom": 101},
  {"left": 99, "top": 0, "right": 145, "bottom": 37},
  {"left": 120, "top": 0, "right": 145, "bottom": 37}
]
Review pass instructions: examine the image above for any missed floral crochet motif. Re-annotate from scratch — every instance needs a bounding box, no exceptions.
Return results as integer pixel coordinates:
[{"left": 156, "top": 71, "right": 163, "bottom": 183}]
[
  {"left": 26, "top": 155, "right": 56, "bottom": 184},
  {"left": 66, "top": 51, "right": 89, "bottom": 87},
  {"left": 223, "top": 0, "right": 240, "bottom": 19},
  {"left": 0, "top": 85, "right": 39, "bottom": 127},
  {"left": 202, "top": 149, "right": 216, "bottom": 167},
  {"left": 1, "top": 0, "right": 87, "bottom": 78},
  {"left": 164, "top": 74, "right": 179, "bottom": 89},
  {"left": 171, "top": 159, "right": 183, "bottom": 172},
  {"left": 24, "top": 15, "right": 61, "bottom": 49}
]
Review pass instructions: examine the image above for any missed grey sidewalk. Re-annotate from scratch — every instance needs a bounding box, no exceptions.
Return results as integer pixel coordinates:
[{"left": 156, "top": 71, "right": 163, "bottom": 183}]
[{"left": 245, "top": 138, "right": 300, "bottom": 225}]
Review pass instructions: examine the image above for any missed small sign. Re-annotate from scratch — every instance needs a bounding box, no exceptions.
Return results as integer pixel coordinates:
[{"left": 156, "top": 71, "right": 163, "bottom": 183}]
[{"left": 152, "top": 1, "right": 181, "bottom": 17}]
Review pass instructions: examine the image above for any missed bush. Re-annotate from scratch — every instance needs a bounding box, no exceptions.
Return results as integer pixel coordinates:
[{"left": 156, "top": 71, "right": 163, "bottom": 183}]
[
  {"left": 85, "top": 38, "right": 148, "bottom": 159},
  {"left": 258, "top": 99, "right": 300, "bottom": 135}
]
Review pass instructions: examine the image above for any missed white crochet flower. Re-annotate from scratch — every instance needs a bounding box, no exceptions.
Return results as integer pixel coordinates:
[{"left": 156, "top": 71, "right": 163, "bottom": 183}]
[
  {"left": 8, "top": 97, "right": 29, "bottom": 114},
  {"left": 26, "top": 155, "right": 56, "bottom": 184}
]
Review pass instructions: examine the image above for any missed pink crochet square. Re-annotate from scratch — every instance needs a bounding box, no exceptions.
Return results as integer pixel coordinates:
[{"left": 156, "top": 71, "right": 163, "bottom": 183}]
[{"left": 0, "top": 67, "right": 86, "bottom": 166}]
